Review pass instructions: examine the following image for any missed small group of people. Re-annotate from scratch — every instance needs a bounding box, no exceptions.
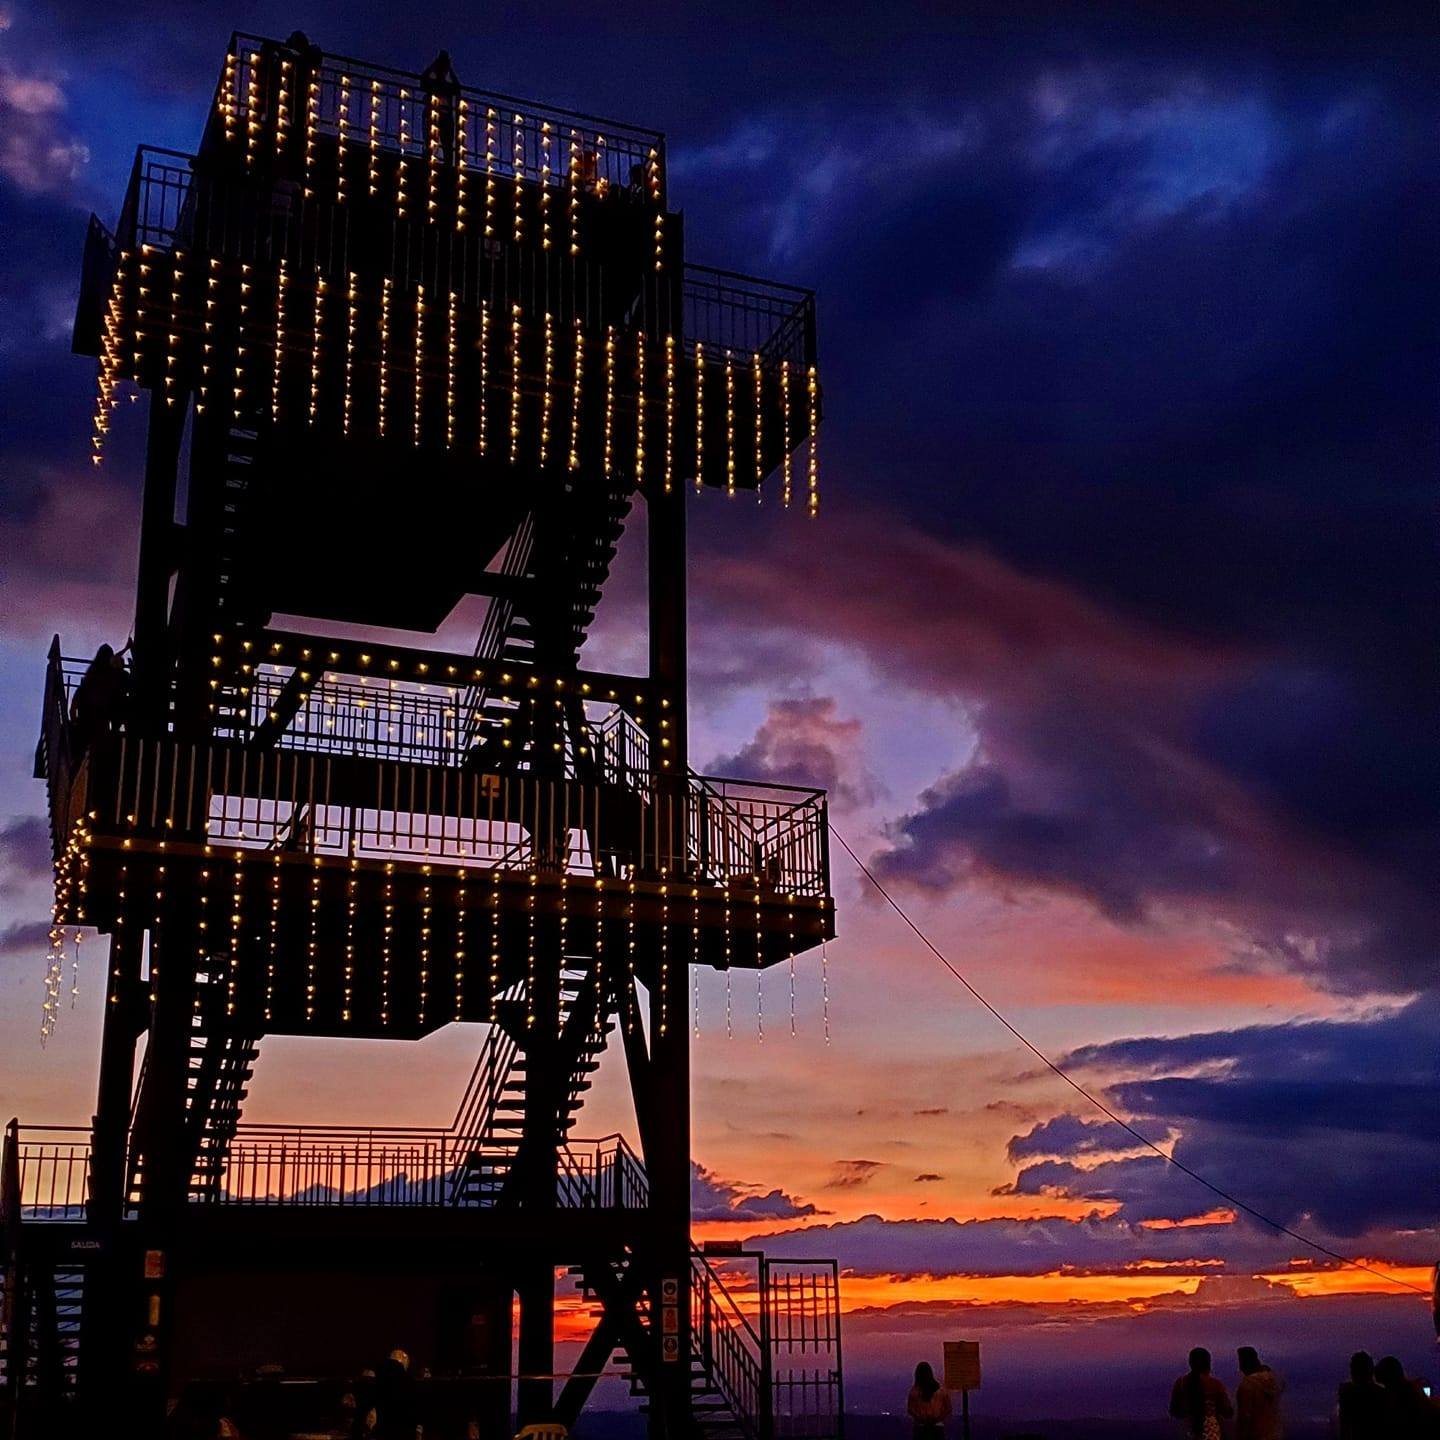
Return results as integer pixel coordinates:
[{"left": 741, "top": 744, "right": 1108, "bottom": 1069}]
[{"left": 1170, "top": 1344, "right": 1440, "bottom": 1439}]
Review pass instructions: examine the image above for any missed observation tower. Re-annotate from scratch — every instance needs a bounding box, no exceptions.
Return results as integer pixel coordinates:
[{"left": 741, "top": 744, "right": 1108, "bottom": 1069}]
[{"left": 3, "top": 31, "right": 839, "bottom": 1440}]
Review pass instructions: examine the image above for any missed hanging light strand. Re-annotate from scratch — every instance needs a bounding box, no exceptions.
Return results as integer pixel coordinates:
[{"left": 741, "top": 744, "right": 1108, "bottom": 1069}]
[
  {"left": 509, "top": 303, "right": 523, "bottom": 464},
  {"left": 272, "top": 256, "right": 288, "bottom": 418},
  {"left": 336, "top": 75, "right": 350, "bottom": 203},
  {"left": 568, "top": 316, "right": 584, "bottom": 470},
  {"left": 539, "top": 121, "right": 552, "bottom": 250},
  {"left": 694, "top": 343, "right": 706, "bottom": 492},
  {"left": 512, "top": 113, "right": 525, "bottom": 245},
  {"left": 540, "top": 311, "right": 554, "bottom": 465},
  {"left": 413, "top": 282, "right": 426, "bottom": 446},
  {"left": 479, "top": 301, "right": 490, "bottom": 454},
  {"left": 343, "top": 270, "right": 357, "bottom": 434},
  {"left": 753, "top": 351, "right": 764, "bottom": 492},
  {"left": 309, "top": 268, "right": 324, "bottom": 423},
  {"left": 635, "top": 331, "right": 646, "bottom": 486},
  {"left": 663, "top": 333, "right": 675, "bottom": 493},
  {"left": 603, "top": 323, "right": 616, "bottom": 474},
  {"left": 446, "top": 290, "right": 457, "bottom": 447},
  {"left": 780, "top": 361, "right": 792, "bottom": 507},
  {"left": 808, "top": 364, "right": 820, "bottom": 515},
  {"left": 484, "top": 108, "right": 497, "bottom": 237},
  {"left": 724, "top": 349, "right": 736, "bottom": 495},
  {"left": 379, "top": 276, "right": 392, "bottom": 436}
]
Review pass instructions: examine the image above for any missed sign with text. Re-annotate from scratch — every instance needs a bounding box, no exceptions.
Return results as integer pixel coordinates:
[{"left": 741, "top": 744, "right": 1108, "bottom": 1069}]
[{"left": 943, "top": 1340, "right": 981, "bottom": 1392}]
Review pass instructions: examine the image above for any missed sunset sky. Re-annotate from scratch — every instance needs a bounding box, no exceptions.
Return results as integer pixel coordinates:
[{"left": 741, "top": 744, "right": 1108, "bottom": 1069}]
[{"left": 2, "top": 0, "right": 1437, "bottom": 1428}]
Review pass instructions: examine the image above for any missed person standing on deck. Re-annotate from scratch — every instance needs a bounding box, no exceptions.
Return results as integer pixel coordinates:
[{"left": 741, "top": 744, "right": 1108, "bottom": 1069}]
[{"left": 907, "top": 1361, "right": 952, "bottom": 1439}]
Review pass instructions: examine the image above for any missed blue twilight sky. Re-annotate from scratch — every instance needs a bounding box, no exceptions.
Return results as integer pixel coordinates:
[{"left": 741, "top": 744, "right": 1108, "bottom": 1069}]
[{"left": 1, "top": 0, "right": 1438, "bottom": 1426}]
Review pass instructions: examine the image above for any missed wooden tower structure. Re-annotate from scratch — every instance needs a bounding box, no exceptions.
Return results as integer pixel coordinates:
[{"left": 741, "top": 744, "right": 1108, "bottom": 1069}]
[{"left": 2, "top": 31, "right": 839, "bottom": 1440}]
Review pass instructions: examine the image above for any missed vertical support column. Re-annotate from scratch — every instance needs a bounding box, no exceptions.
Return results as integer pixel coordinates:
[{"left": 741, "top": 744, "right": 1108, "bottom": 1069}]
[
  {"left": 646, "top": 450, "right": 691, "bottom": 1440},
  {"left": 132, "top": 396, "right": 185, "bottom": 729},
  {"left": 78, "top": 927, "right": 147, "bottom": 1424},
  {"left": 89, "top": 928, "right": 145, "bottom": 1225}
]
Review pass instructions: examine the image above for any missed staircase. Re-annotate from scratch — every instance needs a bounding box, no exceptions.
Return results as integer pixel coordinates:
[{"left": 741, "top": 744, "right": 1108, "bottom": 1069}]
[
  {"left": 127, "top": 971, "right": 259, "bottom": 1208},
  {"left": 209, "top": 413, "right": 264, "bottom": 741},
  {"left": 464, "top": 474, "right": 637, "bottom": 774},
  {"left": 451, "top": 959, "right": 614, "bottom": 1205}
]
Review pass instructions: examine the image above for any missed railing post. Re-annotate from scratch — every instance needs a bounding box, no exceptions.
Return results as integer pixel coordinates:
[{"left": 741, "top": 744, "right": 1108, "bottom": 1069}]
[{"left": 758, "top": 1254, "right": 774, "bottom": 1440}]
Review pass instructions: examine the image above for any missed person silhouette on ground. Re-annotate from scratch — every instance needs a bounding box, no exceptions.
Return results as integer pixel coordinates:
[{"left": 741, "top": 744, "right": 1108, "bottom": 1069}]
[
  {"left": 1169, "top": 1347, "right": 1233, "bottom": 1439},
  {"left": 1338, "top": 1351, "right": 1388, "bottom": 1439},
  {"left": 906, "top": 1361, "right": 952, "bottom": 1438},
  {"left": 1375, "top": 1355, "right": 1440, "bottom": 1438},
  {"left": 1235, "top": 1346, "right": 1284, "bottom": 1440}
]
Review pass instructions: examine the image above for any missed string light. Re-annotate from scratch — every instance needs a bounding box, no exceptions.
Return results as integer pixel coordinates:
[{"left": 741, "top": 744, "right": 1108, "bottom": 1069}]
[
  {"left": 307, "top": 857, "right": 321, "bottom": 1022},
  {"left": 757, "top": 968, "right": 765, "bottom": 1043},
  {"left": 309, "top": 269, "right": 324, "bottom": 423},
  {"left": 343, "top": 860, "right": 357, "bottom": 1022},
  {"left": 221, "top": 51, "right": 237, "bottom": 147},
  {"left": 625, "top": 875, "right": 637, "bottom": 1034},
  {"left": 337, "top": 75, "right": 351, "bottom": 202},
  {"left": 603, "top": 323, "right": 616, "bottom": 475},
  {"left": 427, "top": 92, "right": 440, "bottom": 223},
  {"left": 753, "top": 351, "right": 764, "bottom": 489},
  {"left": 658, "top": 883, "right": 669, "bottom": 1036},
  {"left": 379, "top": 276, "right": 392, "bottom": 436},
  {"left": 234, "top": 261, "right": 251, "bottom": 420},
  {"left": 418, "top": 869, "right": 432, "bottom": 1028},
  {"left": 245, "top": 51, "right": 261, "bottom": 169},
  {"left": 780, "top": 361, "right": 792, "bottom": 507},
  {"left": 489, "top": 865, "right": 501, "bottom": 1024},
  {"left": 691, "top": 886, "right": 701, "bottom": 1037},
  {"left": 265, "top": 851, "right": 281, "bottom": 1023},
  {"left": 456, "top": 99, "right": 469, "bottom": 230},
  {"left": 227, "top": 846, "right": 243, "bottom": 1018},
  {"left": 509, "top": 303, "right": 522, "bottom": 464},
  {"left": 272, "top": 256, "right": 287, "bottom": 418},
  {"left": 484, "top": 107, "right": 497, "bottom": 238},
  {"left": 344, "top": 271, "right": 357, "bottom": 434},
  {"left": 788, "top": 896, "right": 797, "bottom": 1037},
  {"left": 164, "top": 250, "right": 183, "bottom": 407},
  {"left": 808, "top": 364, "right": 820, "bottom": 515},
  {"left": 275, "top": 58, "right": 292, "bottom": 164},
  {"left": 512, "top": 113, "right": 525, "bottom": 245},
  {"left": 368, "top": 80, "right": 382, "bottom": 196},
  {"left": 414, "top": 282, "right": 425, "bottom": 446},
  {"left": 381, "top": 861, "right": 395, "bottom": 1026},
  {"left": 635, "top": 332, "right": 646, "bottom": 485},
  {"left": 568, "top": 129, "right": 581, "bottom": 255},
  {"left": 304, "top": 71, "right": 319, "bottom": 197},
  {"left": 446, "top": 290, "right": 457, "bottom": 447},
  {"left": 454, "top": 864, "right": 468, "bottom": 1021},
  {"left": 821, "top": 936, "right": 831, "bottom": 1043},
  {"left": 397, "top": 88, "right": 411, "bottom": 218},
  {"left": 540, "top": 121, "right": 552, "bottom": 250},
  {"left": 725, "top": 349, "right": 736, "bottom": 495},
  {"left": 649, "top": 147, "right": 664, "bottom": 271},
  {"left": 663, "top": 334, "right": 675, "bottom": 493},
  {"left": 541, "top": 311, "right": 555, "bottom": 463},
  {"left": 557, "top": 869, "right": 569, "bottom": 1027},
  {"left": 479, "top": 301, "right": 490, "bottom": 454},
  {"left": 723, "top": 880, "right": 733, "bottom": 1038},
  {"left": 694, "top": 343, "right": 706, "bottom": 492},
  {"left": 569, "top": 316, "right": 584, "bottom": 470}
]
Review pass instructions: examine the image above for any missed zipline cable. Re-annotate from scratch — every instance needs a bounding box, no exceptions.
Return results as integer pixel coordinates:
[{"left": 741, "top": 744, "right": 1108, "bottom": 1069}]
[{"left": 829, "top": 823, "right": 1430, "bottom": 1298}]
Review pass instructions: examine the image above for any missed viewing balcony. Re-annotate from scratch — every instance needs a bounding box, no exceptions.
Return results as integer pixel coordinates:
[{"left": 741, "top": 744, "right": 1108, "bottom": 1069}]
[{"left": 2, "top": 1122, "right": 646, "bottom": 1221}]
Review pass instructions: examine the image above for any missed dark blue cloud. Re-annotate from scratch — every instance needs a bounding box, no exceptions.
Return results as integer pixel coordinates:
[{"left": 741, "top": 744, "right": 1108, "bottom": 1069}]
[
  {"left": 1006, "top": 996, "right": 1440, "bottom": 1235},
  {"left": 692, "top": 1161, "right": 820, "bottom": 1222}
]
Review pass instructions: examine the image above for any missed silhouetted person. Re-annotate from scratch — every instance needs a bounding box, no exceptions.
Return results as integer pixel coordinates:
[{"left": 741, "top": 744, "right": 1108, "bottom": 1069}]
[
  {"left": 907, "top": 1361, "right": 951, "bottom": 1439},
  {"left": 1236, "top": 1346, "right": 1284, "bottom": 1440},
  {"left": 69, "top": 642, "right": 128, "bottom": 760},
  {"left": 373, "top": 1349, "right": 418, "bottom": 1439},
  {"left": 1376, "top": 1355, "right": 1440, "bottom": 1438},
  {"left": 1338, "top": 1351, "right": 1387, "bottom": 1440},
  {"left": 1170, "top": 1347, "right": 1233, "bottom": 1439}
]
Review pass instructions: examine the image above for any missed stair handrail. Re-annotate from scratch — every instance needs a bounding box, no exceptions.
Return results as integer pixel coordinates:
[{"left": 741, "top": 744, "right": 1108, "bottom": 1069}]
[
  {"left": 461, "top": 511, "right": 536, "bottom": 748},
  {"left": 691, "top": 1247, "right": 766, "bottom": 1440},
  {"left": 446, "top": 1016, "right": 523, "bottom": 1204}
]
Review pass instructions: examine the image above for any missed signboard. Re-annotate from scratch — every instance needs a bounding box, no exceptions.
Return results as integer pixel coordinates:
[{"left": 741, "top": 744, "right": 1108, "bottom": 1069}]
[{"left": 944, "top": 1341, "right": 981, "bottom": 1392}]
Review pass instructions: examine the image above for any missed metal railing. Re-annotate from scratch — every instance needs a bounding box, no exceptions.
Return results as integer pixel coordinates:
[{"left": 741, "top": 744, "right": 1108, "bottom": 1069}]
[
  {"left": 226, "top": 35, "right": 666, "bottom": 200},
  {"left": 693, "top": 1250, "right": 765, "bottom": 1440},
  {"left": 188, "top": 1126, "right": 643, "bottom": 1209},
  {"left": 3, "top": 1126, "right": 92, "bottom": 1223},
  {"left": 683, "top": 265, "right": 815, "bottom": 369},
  {"left": 61, "top": 728, "right": 831, "bottom": 896}
]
